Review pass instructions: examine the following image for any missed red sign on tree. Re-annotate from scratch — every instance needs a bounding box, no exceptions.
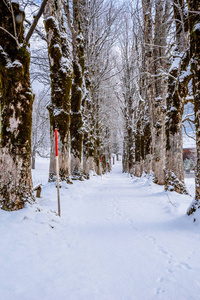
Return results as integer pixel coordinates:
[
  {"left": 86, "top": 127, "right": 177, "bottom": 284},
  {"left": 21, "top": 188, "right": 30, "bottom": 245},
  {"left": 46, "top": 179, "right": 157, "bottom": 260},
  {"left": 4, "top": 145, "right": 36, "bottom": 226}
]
[{"left": 55, "top": 128, "right": 58, "bottom": 157}]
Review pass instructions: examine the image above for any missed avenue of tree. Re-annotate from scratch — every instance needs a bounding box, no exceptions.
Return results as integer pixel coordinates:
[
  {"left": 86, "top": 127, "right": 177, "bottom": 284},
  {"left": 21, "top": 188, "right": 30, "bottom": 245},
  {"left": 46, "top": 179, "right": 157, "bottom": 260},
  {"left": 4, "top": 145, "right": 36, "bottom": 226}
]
[{"left": 0, "top": 0, "right": 200, "bottom": 220}]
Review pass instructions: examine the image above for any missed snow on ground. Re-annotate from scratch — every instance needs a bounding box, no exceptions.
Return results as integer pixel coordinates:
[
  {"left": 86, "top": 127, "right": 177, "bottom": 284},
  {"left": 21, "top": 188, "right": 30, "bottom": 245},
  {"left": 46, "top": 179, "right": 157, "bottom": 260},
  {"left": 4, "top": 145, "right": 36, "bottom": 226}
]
[{"left": 1, "top": 158, "right": 200, "bottom": 300}]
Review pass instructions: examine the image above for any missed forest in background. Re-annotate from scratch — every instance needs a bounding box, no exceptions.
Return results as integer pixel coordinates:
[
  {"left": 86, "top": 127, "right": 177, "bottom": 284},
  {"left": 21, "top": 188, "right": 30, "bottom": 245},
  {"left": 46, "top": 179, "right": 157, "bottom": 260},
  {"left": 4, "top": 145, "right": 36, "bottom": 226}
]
[{"left": 0, "top": 0, "right": 200, "bottom": 220}]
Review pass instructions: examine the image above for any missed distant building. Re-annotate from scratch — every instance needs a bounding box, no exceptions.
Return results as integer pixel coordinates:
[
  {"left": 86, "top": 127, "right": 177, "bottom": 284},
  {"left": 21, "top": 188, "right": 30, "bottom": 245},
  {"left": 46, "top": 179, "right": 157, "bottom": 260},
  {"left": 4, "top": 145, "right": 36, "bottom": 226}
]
[{"left": 183, "top": 148, "right": 196, "bottom": 162}]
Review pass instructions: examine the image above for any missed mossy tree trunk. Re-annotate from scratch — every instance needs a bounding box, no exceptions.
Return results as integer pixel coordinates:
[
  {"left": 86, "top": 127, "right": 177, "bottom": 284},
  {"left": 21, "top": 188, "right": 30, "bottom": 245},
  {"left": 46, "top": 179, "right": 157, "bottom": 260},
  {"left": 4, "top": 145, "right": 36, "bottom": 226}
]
[
  {"left": 44, "top": 0, "right": 72, "bottom": 182},
  {"left": 69, "top": 0, "right": 85, "bottom": 179},
  {"left": 93, "top": 96, "right": 102, "bottom": 175},
  {"left": 82, "top": 80, "right": 94, "bottom": 178},
  {"left": 151, "top": 0, "right": 170, "bottom": 185},
  {"left": 165, "top": 0, "right": 189, "bottom": 194},
  {"left": 127, "top": 131, "right": 135, "bottom": 175},
  {"left": 0, "top": 1, "right": 34, "bottom": 210},
  {"left": 142, "top": 0, "right": 153, "bottom": 174},
  {"left": 143, "top": 119, "right": 152, "bottom": 174},
  {"left": 121, "top": 18, "right": 135, "bottom": 176},
  {"left": 165, "top": 58, "right": 187, "bottom": 193},
  {"left": 187, "top": 1, "right": 200, "bottom": 217},
  {"left": 135, "top": 117, "right": 143, "bottom": 177},
  {"left": 104, "top": 126, "right": 112, "bottom": 173},
  {"left": 78, "top": 0, "right": 94, "bottom": 178},
  {"left": 122, "top": 104, "right": 128, "bottom": 173},
  {"left": 122, "top": 139, "right": 128, "bottom": 173},
  {"left": 127, "top": 104, "right": 135, "bottom": 175},
  {"left": 122, "top": 102, "right": 135, "bottom": 175},
  {"left": 122, "top": 106, "right": 135, "bottom": 175}
]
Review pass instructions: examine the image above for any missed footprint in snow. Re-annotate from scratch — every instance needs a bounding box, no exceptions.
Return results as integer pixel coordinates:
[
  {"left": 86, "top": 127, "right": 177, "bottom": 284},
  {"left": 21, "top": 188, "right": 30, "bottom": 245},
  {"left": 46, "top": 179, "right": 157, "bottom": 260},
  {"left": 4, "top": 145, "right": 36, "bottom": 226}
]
[
  {"left": 167, "top": 268, "right": 173, "bottom": 273},
  {"left": 176, "top": 262, "right": 192, "bottom": 270},
  {"left": 155, "top": 287, "right": 165, "bottom": 295},
  {"left": 157, "top": 277, "right": 165, "bottom": 283},
  {"left": 157, "top": 246, "right": 168, "bottom": 255}
]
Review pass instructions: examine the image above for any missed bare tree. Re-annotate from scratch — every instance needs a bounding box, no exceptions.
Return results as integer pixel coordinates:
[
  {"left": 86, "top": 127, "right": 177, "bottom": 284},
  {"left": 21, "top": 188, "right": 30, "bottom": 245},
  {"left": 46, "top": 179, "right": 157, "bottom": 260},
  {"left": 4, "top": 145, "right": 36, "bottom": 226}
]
[
  {"left": 43, "top": 0, "right": 73, "bottom": 182},
  {"left": 141, "top": 0, "right": 153, "bottom": 175},
  {"left": 150, "top": 0, "right": 170, "bottom": 185},
  {"left": 31, "top": 91, "right": 50, "bottom": 169},
  {"left": 65, "top": 0, "right": 86, "bottom": 179},
  {"left": 187, "top": 1, "right": 200, "bottom": 218},
  {"left": 120, "top": 12, "right": 135, "bottom": 175},
  {"left": 165, "top": 0, "right": 190, "bottom": 193},
  {"left": 88, "top": 0, "right": 122, "bottom": 174}
]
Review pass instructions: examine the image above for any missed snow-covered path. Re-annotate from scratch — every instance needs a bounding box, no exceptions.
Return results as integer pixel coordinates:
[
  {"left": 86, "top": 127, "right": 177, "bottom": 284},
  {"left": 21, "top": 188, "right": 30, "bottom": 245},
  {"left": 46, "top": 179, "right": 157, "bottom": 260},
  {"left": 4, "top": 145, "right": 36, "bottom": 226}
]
[{"left": 1, "top": 161, "right": 200, "bottom": 300}]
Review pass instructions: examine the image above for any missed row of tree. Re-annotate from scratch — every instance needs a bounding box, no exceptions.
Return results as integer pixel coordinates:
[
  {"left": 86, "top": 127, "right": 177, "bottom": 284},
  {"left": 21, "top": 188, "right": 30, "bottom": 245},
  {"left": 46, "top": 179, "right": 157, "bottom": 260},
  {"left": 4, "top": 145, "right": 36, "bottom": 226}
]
[
  {"left": 120, "top": 0, "right": 200, "bottom": 219},
  {"left": 0, "top": 0, "right": 121, "bottom": 210},
  {"left": 0, "top": 0, "right": 200, "bottom": 220}
]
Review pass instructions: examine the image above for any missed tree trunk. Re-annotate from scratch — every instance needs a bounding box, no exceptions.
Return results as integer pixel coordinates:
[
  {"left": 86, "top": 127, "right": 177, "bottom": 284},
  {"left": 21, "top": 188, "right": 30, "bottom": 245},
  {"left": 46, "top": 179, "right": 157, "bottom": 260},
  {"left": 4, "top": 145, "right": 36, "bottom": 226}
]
[
  {"left": 44, "top": 0, "right": 72, "bottom": 182},
  {"left": 84, "top": 96, "right": 96, "bottom": 177},
  {"left": 151, "top": 0, "right": 170, "bottom": 185},
  {"left": 0, "top": 1, "right": 34, "bottom": 210},
  {"left": 31, "top": 146, "right": 36, "bottom": 170},
  {"left": 122, "top": 139, "right": 128, "bottom": 173},
  {"left": 142, "top": 0, "right": 153, "bottom": 175},
  {"left": 94, "top": 112, "right": 102, "bottom": 175},
  {"left": 143, "top": 120, "right": 152, "bottom": 174},
  {"left": 121, "top": 18, "right": 135, "bottom": 176},
  {"left": 82, "top": 96, "right": 95, "bottom": 178},
  {"left": 78, "top": 0, "right": 93, "bottom": 179},
  {"left": 127, "top": 115, "right": 135, "bottom": 175},
  {"left": 165, "top": 53, "right": 190, "bottom": 193},
  {"left": 135, "top": 118, "right": 143, "bottom": 177},
  {"left": 187, "top": 1, "right": 200, "bottom": 217},
  {"left": 165, "top": 0, "right": 189, "bottom": 193},
  {"left": 70, "top": 0, "right": 85, "bottom": 179}
]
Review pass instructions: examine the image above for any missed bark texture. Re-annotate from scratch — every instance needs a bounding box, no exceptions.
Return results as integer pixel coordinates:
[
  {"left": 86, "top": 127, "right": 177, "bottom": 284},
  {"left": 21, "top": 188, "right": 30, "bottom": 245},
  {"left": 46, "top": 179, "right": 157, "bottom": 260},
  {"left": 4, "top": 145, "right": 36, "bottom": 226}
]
[
  {"left": 82, "top": 92, "right": 95, "bottom": 178},
  {"left": 94, "top": 97, "right": 102, "bottom": 175},
  {"left": 151, "top": 0, "right": 169, "bottom": 185},
  {"left": 0, "top": 1, "right": 33, "bottom": 210},
  {"left": 142, "top": 0, "right": 153, "bottom": 175},
  {"left": 187, "top": 0, "right": 200, "bottom": 216},
  {"left": 70, "top": 0, "right": 85, "bottom": 179},
  {"left": 122, "top": 18, "right": 135, "bottom": 175},
  {"left": 165, "top": 0, "right": 189, "bottom": 193},
  {"left": 44, "top": 0, "right": 72, "bottom": 182},
  {"left": 80, "top": 0, "right": 95, "bottom": 178},
  {"left": 135, "top": 117, "right": 143, "bottom": 177}
]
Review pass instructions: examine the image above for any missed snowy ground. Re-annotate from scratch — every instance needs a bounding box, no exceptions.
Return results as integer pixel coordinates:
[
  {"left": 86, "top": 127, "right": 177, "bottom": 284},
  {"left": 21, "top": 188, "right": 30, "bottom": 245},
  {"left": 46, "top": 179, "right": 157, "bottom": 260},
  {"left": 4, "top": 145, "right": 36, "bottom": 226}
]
[{"left": 0, "top": 158, "right": 200, "bottom": 300}]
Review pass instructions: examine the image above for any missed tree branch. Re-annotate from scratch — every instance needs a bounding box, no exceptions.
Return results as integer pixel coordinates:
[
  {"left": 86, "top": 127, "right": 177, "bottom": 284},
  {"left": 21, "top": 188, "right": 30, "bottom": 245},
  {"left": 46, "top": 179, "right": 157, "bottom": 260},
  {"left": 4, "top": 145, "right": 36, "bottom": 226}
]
[
  {"left": 63, "top": 0, "right": 77, "bottom": 60},
  {"left": 25, "top": 19, "right": 47, "bottom": 42},
  {"left": 182, "top": 113, "right": 195, "bottom": 123},
  {"left": 0, "top": 26, "right": 19, "bottom": 45},
  {"left": 182, "top": 123, "right": 196, "bottom": 141},
  {"left": 24, "top": 0, "right": 49, "bottom": 46},
  {"left": 9, "top": 0, "right": 18, "bottom": 41}
]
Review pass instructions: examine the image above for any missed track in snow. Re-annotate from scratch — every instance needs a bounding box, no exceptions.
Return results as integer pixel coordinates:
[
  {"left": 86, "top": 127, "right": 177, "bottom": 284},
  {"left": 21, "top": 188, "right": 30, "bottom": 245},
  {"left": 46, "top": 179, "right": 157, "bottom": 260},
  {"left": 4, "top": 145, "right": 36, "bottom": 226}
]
[
  {"left": 40, "top": 161, "right": 199, "bottom": 300},
  {"left": 1, "top": 160, "right": 200, "bottom": 300}
]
